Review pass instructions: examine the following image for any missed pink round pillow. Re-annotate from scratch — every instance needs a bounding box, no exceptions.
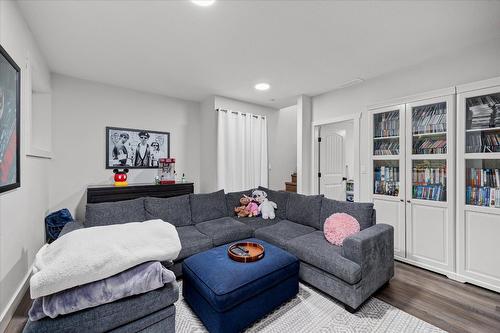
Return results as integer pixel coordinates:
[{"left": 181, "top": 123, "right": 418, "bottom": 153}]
[{"left": 323, "top": 213, "right": 360, "bottom": 246}]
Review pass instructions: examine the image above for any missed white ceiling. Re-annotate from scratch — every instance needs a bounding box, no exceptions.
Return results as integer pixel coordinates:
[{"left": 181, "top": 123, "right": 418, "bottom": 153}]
[{"left": 17, "top": 0, "right": 500, "bottom": 108}]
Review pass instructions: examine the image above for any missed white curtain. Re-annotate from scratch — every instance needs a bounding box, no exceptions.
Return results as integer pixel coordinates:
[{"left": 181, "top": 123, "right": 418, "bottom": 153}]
[{"left": 217, "top": 110, "right": 268, "bottom": 192}]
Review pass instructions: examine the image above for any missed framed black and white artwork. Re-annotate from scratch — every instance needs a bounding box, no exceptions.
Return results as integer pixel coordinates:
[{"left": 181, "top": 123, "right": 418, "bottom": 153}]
[
  {"left": 106, "top": 127, "right": 170, "bottom": 169},
  {"left": 0, "top": 44, "right": 21, "bottom": 194}
]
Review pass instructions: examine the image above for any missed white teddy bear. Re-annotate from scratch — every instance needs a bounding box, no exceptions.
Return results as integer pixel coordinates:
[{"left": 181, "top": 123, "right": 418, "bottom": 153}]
[{"left": 252, "top": 190, "right": 277, "bottom": 219}]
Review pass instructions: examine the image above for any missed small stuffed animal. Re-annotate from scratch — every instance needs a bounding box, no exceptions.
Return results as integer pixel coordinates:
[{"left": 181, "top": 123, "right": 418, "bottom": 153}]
[
  {"left": 234, "top": 195, "right": 252, "bottom": 218},
  {"left": 246, "top": 200, "right": 259, "bottom": 217},
  {"left": 252, "top": 190, "right": 277, "bottom": 219}
]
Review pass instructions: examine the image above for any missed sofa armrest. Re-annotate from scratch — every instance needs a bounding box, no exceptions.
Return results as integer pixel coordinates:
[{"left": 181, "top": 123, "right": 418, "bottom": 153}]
[
  {"left": 58, "top": 221, "right": 84, "bottom": 238},
  {"left": 342, "top": 224, "right": 394, "bottom": 279}
]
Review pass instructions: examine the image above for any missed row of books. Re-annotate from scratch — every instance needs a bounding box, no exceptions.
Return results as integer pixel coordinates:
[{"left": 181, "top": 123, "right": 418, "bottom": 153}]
[
  {"left": 466, "top": 186, "right": 500, "bottom": 208},
  {"left": 412, "top": 185, "right": 446, "bottom": 201},
  {"left": 412, "top": 137, "right": 447, "bottom": 155},
  {"left": 412, "top": 166, "right": 446, "bottom": 185},
  {"left": 412, "top": 103, "right": 447, "bottom": 134},
  {"left": 374, "top": 141, "right": 399, "bottom": 155},
  {"left": 374, "top": 111, "right": 399, "bottom": 138},
  {"left": 465, "top": 132, "right": 500, "bottom": 153},
  {"left": 466, "top": 94, "right": 500, "bottom": 129},
  {"left": 374, "top": 166, "right": 400, "bottom": 196},
  {"left": 466, "top": 168, "right": 500, "bottom": 188}
]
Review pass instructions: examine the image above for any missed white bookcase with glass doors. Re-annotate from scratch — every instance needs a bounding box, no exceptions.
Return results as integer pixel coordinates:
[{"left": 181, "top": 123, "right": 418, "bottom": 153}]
[
  {"left": 457, "top": 77, "right": 500, "bottom": 293},
  {"left": 369, "top": 88, "right": 456, "bottom": 277}
]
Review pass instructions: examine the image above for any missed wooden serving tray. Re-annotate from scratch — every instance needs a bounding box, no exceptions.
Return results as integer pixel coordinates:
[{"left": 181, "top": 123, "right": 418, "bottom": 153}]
[{"left": 228, "top": 242, "right": 265, "bottom": 263}]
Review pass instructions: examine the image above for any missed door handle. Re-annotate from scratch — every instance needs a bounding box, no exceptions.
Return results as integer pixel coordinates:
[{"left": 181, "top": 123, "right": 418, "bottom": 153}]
[
  {"left": 406, "top": 200, "right": 411, "bottom": 203},
  {"left": 400, "top": 199, "right": 404, "bottom": 202}
]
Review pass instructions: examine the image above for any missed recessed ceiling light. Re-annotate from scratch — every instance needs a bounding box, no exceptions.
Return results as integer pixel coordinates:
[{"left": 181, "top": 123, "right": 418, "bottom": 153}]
[
  {"left": 255, "top": 83, "right": 270, "bottom": 91},
  {"left": 191, "top": 0, "right": 215, "bottom": 6}
]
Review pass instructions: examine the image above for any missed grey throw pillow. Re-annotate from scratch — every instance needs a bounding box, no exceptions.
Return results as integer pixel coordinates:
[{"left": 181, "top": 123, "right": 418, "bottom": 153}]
[
  {"left": 286, "top": 192, "right": 322, "bottom": 229},
  {"left": 145, "top": 195, "right": 192, "bottom": 227},
  {"left": 258, "top": 186, "right": 290, "bottom": 219},
  {"left": 85, "top": 198, "right": 146, "bottom": 228},
  {"left": 320, "top": 197, "right": 375, "bottom": 231},
  {"left": 190, "top": 190, "right": 228, "bottom": 223}
]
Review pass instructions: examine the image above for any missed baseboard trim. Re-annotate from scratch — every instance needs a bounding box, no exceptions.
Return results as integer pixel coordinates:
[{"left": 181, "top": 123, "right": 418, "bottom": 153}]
[{"left": 0, "top": 264, "right": 32, "bottom": 333}]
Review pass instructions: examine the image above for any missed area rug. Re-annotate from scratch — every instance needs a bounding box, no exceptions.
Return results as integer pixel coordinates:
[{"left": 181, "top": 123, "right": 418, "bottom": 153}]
[{"left": 175, "top": 281, "right": 445, "bottom": 332}]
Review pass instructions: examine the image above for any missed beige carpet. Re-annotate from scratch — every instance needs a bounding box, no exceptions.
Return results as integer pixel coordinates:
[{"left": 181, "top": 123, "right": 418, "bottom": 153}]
[{"left": 175, "top": 281, "right": 445, "bottom": 333}]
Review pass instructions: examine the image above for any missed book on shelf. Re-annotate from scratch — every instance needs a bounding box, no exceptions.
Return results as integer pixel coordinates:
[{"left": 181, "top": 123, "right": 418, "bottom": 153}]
[
  {"left": 374, "top": 140, "right": 399, "bottom": 155},
  {"left": 465, "top": 167, "right": 500, "bottom": 207},
  {"left": 466, "top": 186, "right": 500, "bottom": 208},
  {"left": 412, "top": 165, "right": 447, "bottom": 201},
  {"left": 466, "top": 131, "right": 500, "bottom": 153},
  {"left": 466, "top": 94, "right": 500, "bottom": 129},
  {"left": 412, "top": 102, "right": 447, "bottom": 134},
  {"left": 374, "top": 165, "right": 399, "bottom": 196},
  {"left": 413, "top": 137, "right": 447, "bottom": 154},
  {"left": 374, "top": 111, "right": 399, "bottom": 138}
]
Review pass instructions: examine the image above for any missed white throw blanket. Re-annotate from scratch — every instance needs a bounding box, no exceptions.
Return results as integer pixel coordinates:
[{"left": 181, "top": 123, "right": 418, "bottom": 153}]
[{"left": 30, "top": 219, "right": 181, "bottom": 299}]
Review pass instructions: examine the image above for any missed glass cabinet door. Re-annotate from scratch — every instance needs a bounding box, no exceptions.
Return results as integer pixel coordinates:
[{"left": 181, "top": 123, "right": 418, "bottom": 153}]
[
  {"left": 411, "top": 102, "right": 447, "bottom": 155},
  {"left": 465, "top": 93, "right": 500, "bottom": 153},
  {"left": 373, "top": 110, "right": 400, "bottom": 156}
]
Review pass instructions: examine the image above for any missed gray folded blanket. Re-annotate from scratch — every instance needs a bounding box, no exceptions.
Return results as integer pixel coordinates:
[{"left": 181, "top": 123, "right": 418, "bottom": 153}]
[{"left": 29, "top": 261, "right": 175, "bottom": 321}]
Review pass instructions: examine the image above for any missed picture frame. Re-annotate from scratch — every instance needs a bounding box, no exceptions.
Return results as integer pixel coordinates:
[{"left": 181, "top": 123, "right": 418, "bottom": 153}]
[
  {"left": 106, "top": 126, "right": 170, "bottom": 169},
  {"left": 0, "top": 44, "right": 21, "bottom": 194}
]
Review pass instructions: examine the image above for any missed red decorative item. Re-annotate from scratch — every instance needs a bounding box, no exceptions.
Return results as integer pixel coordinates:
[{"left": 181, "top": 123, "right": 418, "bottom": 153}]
[
  {"left": 158, "top": 158, "right": 176, "bottom": 184},
  {"left": 113, "top": 168, "right": 129, "bottom": 187}
]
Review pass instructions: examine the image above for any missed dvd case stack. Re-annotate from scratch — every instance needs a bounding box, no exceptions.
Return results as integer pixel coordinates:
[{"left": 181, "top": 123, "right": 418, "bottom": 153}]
[
  {"left": 412, "top": 165, "right": 447, "bottom": 201},
  {"left": 465, "top": 167, "right": 500, "bottom": 207},
  {"left": 374, "top": 165, "right": 399, "bottom": 196},
  {"left": 374, "top": 111, "right": 399, "bottom": 138},
  {"left": 466, "top": 131, "right": 500, "bottom": 153},
  {"left": 412, "top": 102, "right": 447, "bottom": 134},
  {"left": 413, "top": 137, "right": 447, "bottom": 154},
  {"left": 466, "top": 94, "right": 500, "bottom": 129},
  {"left": 374, "top": 140, "right": 399, "bottom": 155}
]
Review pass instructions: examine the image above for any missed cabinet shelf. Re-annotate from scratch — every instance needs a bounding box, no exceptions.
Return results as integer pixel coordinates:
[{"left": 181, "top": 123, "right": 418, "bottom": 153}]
[
  {"left": 412, "top": 131, "right": 447, "bottom": 137},
  {"left": 466, "top": 127, "right": 500, "bottom": 133},
  {"left": 411, "top": 154, "right": 447, "bottom": 160},
  {"left": 373, "top": 136, "right": 399, "bottom": 140},
  {"left": 464, "top": 204, "right": 500, "bottom": 215}
]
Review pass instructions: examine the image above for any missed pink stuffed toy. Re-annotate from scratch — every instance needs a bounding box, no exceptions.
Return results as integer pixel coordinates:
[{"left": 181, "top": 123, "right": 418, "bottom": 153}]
[
  {"left": 323, "top": 213, "right": 360, "bottom": 246},
  {"left": 246, "top": 201, "right": 259, "bottom": 217}
]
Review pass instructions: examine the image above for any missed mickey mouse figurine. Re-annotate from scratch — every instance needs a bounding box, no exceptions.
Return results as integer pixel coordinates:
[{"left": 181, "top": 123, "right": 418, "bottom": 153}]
[{"left": 113, "top": 169, "right": 129, "bottom": 187}]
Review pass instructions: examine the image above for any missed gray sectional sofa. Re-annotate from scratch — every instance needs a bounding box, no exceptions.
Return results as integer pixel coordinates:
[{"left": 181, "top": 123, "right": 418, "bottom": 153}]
[{"left": 26, "top": 187, "right": 393, "bottom": 332}]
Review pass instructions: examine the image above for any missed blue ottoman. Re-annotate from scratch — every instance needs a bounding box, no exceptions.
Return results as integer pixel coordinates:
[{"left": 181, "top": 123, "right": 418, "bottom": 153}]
[{"left": 182, "top": 238, "right": 299, "bottom": 333}]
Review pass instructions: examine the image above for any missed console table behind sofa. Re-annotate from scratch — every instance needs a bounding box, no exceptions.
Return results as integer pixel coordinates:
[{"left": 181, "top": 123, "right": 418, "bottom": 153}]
[{"left": 87, "top": 183, "right": 194, "bottom": 203}]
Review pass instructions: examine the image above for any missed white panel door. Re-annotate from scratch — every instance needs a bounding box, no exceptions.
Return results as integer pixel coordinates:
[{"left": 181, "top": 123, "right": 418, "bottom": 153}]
[
  {"left": 374, "top": 197, "right": 406, "bottom": 258},
  {"left": 320, "top": 129, "right": 345, "bottom": 200}
]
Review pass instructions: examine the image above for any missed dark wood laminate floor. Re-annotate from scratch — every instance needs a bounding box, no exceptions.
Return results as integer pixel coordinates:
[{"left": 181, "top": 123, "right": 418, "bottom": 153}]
[{"left": 5, "top": 261, "right": 500, "bottom": 333}]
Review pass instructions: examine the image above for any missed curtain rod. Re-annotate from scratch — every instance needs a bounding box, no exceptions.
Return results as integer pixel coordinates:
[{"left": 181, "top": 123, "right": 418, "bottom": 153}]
[{"left": 216, "top": 108, "right": 266, "bottom": 119}]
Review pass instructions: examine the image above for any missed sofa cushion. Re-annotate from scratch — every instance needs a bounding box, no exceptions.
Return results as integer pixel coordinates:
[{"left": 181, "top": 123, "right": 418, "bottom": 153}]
[
  {"left": 22, "top": 282, "right": 178, "bottom": 333},
  {"left": 225, "top": 189, "right": 253, "bottom": 218},
  {"left": 145, "top": 195, "right": 192, "bottom": 227},
  {"left": 175, "top": 226, "right": 213, "bottom": 261},
  {"left": 320, "top": 198, "right": 375, "bottom": 231},
  {"left": 287, "top": 231, "right": 362, "bottom": 284},
  {"left": 254, "top": 220, "right": 316, "bottom": 249},
  {"left": 285, "top": 192, "right": 323, "bottom": 229},
  {"left": 258, "top": 186, "right": 289, "bottom": 219},
  {"left": 234, "top": 216, "right": 281, "bottom": 231},
  {"left": 190, "top": 190, "right": 228, "bottom": 223},
  {"left": 85, "top": 198, "right": 146, "bottom": 228},
  {"left": 195, "top": 217, "right": 253, "bottom": 246},
  {"left": 182, "top": 238, "right": 299, "bottom": 312}
]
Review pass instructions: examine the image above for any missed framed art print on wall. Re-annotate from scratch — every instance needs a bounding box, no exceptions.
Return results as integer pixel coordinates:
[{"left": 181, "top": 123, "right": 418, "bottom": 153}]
[
  {"left": 106, "top": 126, "right": 170, "bottom": 169},
  {"left": 0, "top": 44, "right": 21, "bottom": 194}
]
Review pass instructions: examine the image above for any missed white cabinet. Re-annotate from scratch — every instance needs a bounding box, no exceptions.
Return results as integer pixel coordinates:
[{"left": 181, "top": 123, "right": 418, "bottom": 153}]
[
  {"left": 456, "top": 77, "right": 500, "bottom": 293},
  {"left": 369, "top": 89, "right": 456, "bottom": 277}
]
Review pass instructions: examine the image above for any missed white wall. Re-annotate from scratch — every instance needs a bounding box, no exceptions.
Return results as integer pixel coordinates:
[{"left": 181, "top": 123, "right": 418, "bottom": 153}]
[
  {"left": 312, "top": 39, "right": 500, "bottom": 202},
  {"left": 50, "top": 74, "right": 201, "bottom": 221},
  {"left": 269, "top": 105, "right": 297, "bottom": 190},
  {"left": 297, "top": 95, "right": 312, "bottom": 194},
  {"left": 0, "top": 1, "right": 51, "bottom": 330}
]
